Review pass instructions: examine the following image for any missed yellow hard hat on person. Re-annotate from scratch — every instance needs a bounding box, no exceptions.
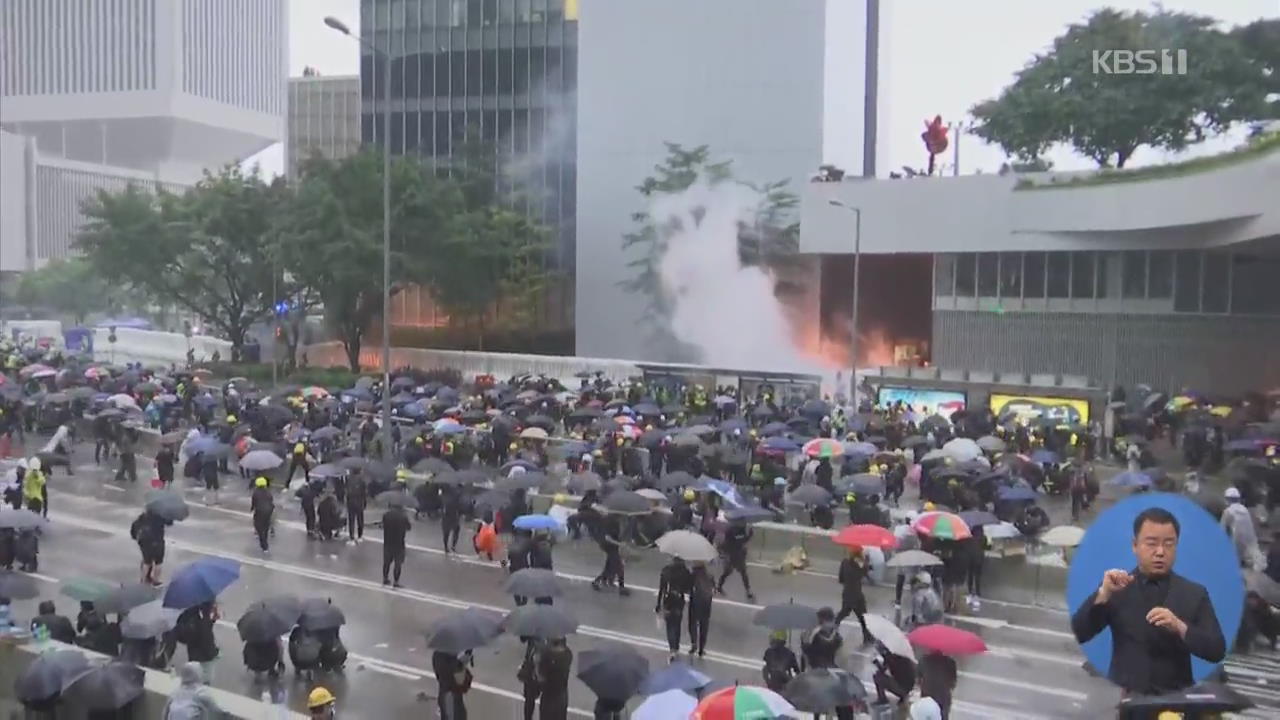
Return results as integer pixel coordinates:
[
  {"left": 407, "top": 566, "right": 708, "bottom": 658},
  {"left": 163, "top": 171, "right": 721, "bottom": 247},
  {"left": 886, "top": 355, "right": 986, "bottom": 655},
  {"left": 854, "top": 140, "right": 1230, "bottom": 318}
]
[
  {"left": 845, "top": 493, "right": 856, "bottom": 503},
  {"left": 923, "top": 501, "right": 936, "bottom": 511},
  {"left": 307, "top": 687, "right": 336, "bottom": 709},
  {"left": 255, "top": 476, "right": 268, "bottom": 488},
  {"left": 226, "top": 415, "right": 237, "bottom": 424},
  {"left": 683, "top": 489, "right": 695, "bottom": 501},
  {"left": 553, "top": 493, "right": 567, "bottom": 504},
  {"left": 414, "top": 435, "right": 424, "bottom": 444},
  {"left": 396, "top": 468, "right": 408, "bottom": 482}
]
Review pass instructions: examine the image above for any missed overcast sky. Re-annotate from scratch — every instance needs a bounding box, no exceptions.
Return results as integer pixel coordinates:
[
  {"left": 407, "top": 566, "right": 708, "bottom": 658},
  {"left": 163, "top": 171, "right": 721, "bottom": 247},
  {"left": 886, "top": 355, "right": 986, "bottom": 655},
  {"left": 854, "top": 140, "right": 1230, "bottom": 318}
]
[{"left": 249, "top": 0, "right": 1277, "bottom": 176}]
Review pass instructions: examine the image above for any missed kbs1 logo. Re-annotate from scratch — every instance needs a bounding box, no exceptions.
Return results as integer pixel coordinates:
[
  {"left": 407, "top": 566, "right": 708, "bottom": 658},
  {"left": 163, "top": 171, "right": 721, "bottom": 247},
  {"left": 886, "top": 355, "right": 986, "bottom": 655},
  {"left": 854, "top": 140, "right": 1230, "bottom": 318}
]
[{"left": 1092, "top": 49, "right": 1188, "bottom": 75}]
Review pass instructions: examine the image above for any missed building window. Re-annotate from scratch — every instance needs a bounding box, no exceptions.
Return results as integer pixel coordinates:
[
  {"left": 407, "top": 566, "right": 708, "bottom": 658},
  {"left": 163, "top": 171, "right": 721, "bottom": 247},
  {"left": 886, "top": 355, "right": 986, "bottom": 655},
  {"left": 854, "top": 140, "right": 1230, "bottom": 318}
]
[
  {"left": 1046, "top": 251, "right": 1069, "bottom": 298},
  {"left": 976, "top": 253, "right": 998, "bottom": 297},
  {"left": 1202, "top": 251, "right": 1229, "bottom": 314},
  {"left": 954, "top": 253, "right": 976, "bottom": 297},
  {"left": 934, "top": 254, "right": 955, "bottom": 297},
  {"left": 1121, "top": 250, "right": 1145, "bottom": 299},
  {"left": 999, "top": 252, "right": 1022, "bottom": 299},
  {"left": 1148, "top": 251, "right": 1173, "bottom": 299},
  {"left": 1231, "top": 253, "right": 1280, "bottom": 315},
  {"left": 1023, "top": 252, "right": 1045, "bottom": 298},
  {"left": 1071, "top": 252, "right": 1095, "bottom": 299},
  {"left": 1173, "top": 250, "right": 1200, "bottom": 312}
]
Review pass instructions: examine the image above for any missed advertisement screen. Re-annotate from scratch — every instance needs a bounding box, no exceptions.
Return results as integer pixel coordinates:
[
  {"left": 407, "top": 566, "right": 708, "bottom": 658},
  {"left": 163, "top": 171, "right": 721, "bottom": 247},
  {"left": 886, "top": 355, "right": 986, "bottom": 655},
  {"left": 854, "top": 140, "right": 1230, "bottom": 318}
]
[
  {"left": 990, "top": 393, "right": 1091, "bottom": 426},
  {"left": 877, "top": 386, "right": 967, "bottom": 418}
]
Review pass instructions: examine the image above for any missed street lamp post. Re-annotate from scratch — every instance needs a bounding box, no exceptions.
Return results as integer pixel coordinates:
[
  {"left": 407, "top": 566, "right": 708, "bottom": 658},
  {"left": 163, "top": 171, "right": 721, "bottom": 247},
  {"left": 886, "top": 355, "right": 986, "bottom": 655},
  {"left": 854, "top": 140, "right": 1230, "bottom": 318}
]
[
  {"left": 325, "top": 16, "right": 393, "bottom": 461},
  {"left": 829, "top": 200, "right": 862, "bottom": 403}
]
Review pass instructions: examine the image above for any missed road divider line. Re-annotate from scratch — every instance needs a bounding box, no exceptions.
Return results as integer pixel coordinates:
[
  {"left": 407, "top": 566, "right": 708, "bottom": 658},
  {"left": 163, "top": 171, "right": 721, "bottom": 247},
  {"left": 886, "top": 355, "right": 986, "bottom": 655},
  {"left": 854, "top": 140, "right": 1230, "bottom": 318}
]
[{"left": 46, "top": 507, "right": 1093, "bottom": 704}]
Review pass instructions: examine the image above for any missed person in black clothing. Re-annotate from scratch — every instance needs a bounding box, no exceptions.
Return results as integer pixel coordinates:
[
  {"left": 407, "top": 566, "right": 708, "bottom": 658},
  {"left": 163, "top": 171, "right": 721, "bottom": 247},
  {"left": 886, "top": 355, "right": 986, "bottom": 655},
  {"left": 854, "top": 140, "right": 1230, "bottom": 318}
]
[
  {"left": 591, "top": 515, "right": 629, "bottom": 596},
  {"left": 115, "top": 427, "right": 138, "bottom": 484},
  {"left": 508, "top": 531, "right": 533, "bottom": 606},
  {"left": 716, "top": 521, "right": 755, "bottom": 601},
  {"left": 656, "top": 557, "right": 692, "bottom": 659},
  {"left": 919, "top": 651, "right": 957, "bottom": 718},
  {"left": 30, "top": 600, "right": 76, "bottom": 643},
  {"left": 537, "top": 637, "right": 572, "bottom": 720},
  {"left": 802, "top": 607, "right": 843, "bottom": 670},
  {"left": 441, "top": 485, "right": 463, "bottom": 554},
  {"left": 0, "top": 528, "right": 13, "bottom": 571},
  {"left": 528, "top": 532, "right": 555, "bottom": 605},
  {"left": 176, "top": 602, "right": 220, "bottom": 682},
  {"left": 130, "top": 509, "right": 168, "bottom": 586},
  {"left": 687, "top": 562, "right": 715, "bottom": 657},
  {"left": 432, "top": 649, "right": 471, "bottom": 719},
  {"left": 381, "top": 503, "right": 411, "bottom": 588},
  {"left": 93, "top": 415, "right": 113, "bottom": 464},
  {"left": 1070, "top": 507, "right": 1225, "bottom": 695},
  {"left": 298, "top": 479, "right": 319, "bottom": 539},
  {"left": 199, "top": 455, "right": 220, "bottom": 505},
  {"left": 872, "top": 641, "right": 916, "bottom": 706},
  {"left": 250, "top": 477, "right": 274, "bottom": 553},
  {"left": 815, "top": 458, "right": 834, "bottom": 493},
  {"left": 517, "top": 638, "right": 543, "bottom": 720},
  {"left": 346, "top": 472, "right": 368, "bottom": 542},
  {"left": 287, "top": 440, "right": 311, "bottom": 484},
  {"left": 761, "top": 632, "right": 800, "bottom": 693},
  {"left": 568, "top": 490, "right": 600, "bottom": 541},
  {"left": 834, "top": 547, "right": 875, "bottom": 644},
  {"left": 155, "top": 444, "right": 175, "bottom": 487}
]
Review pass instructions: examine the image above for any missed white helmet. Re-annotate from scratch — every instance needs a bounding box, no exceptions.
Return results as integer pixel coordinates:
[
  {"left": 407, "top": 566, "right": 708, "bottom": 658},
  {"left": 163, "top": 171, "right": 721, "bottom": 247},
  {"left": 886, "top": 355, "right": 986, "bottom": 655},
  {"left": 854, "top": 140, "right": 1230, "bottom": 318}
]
[
  {"left": 508, "top": 466, "right": 527, "bottom": 478},
  {"left": 17, "top": 458, "right": 28, "bottom": 470},
  {"left": 28, "top": 457, "right": 41, "bottom": 471}
]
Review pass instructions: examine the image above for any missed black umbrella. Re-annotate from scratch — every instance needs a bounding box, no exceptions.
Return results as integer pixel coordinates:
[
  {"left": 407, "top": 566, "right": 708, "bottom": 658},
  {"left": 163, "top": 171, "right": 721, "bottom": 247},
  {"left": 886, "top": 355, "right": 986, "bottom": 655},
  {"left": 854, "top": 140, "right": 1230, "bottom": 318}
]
[
  {"left": 413, "top": 457, "right": 454, "bottom": 475},
  {"left": 525, "top": 414, "right": 557, "bottom": 432},
  {"left": 338, "top": 456, "right": 371, "bottom": 471},
  {"left": 63, "top": 661, "right": 144, "bottom": 711},
  {"left": 656, "top": 471, "right": 696, "bottom": 491},
  {"left": 577, "top": 645, "right": 650, "bottom": 701},
  {"left": 0, "top": 570, "right": 39, "bottom": 600},
  {"left": 567, "top": 471, "right": 603, "bottom": 494},
  {"left": 120, "top": 601, "right": 180, "bottom": 640},
  {"left": 144, "top": 490, "right": 189, "bottom": 522},
  {"left": 498, "top": 472, "right": 548, "bottom": 492},
  {"left": 503, "top": 568, "right": 562, "bottom": 599},
  {"left": 436, "top": 469, "right": 489, "bottom": 487},
  {"left": 959, "top": 510, "right": 999, "bottom": 528},
  {"left": 601, "top": 490, "right": 652, "bottom": 515},
  {"left": 787, "top": 484, "right": 832, "bottom": 506},
  {"left": 753, "top": 602, "right": 819, "bottom": 631},
  {"left": 0, "top": 507, "right": 46, "bottom": 530},
  {"left": 377, "top": 489, "right": 413, "bottom": 508},
  {"left": 238, "top": 599, "right": 302, "bottom": 642},
  {"left": 503, "top": 604, "right": 579, "bottom": 639},
  {"left": 785, "top": 668, "right": 867, "bottom": 713},
  {"left": 95, "top": 583, "right": 162, "bottom": 615},
  {"left": 424, "top": 607, "right": 503, "bottom": 654},
  {"left": 299, "top": 598, "right": 346, "bottom": 631},
  {"left": 15, "top": 649, "right": 92, "bottom": 703},
  {"left": 1116, "top": 682, "right": 1252, "bottom": 714},
  {"left": 724, "top": 505, "right": 775, "bottom": 524}
]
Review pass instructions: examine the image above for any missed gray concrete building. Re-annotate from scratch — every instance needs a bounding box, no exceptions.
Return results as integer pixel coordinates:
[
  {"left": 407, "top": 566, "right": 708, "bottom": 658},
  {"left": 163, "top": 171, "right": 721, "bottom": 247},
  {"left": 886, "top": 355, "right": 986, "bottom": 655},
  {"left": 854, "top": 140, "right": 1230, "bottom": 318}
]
[
  {"left": 801, "top": 138, "right": 1280, "bottom": 395},
  {"left": 287, "top": 73, "right": 360, "bottom": 178}
]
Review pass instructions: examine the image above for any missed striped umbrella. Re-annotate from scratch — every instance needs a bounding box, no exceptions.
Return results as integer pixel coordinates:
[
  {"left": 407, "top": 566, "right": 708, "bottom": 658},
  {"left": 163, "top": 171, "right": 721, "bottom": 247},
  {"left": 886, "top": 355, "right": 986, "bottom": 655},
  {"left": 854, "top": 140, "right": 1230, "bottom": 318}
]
[
  {"left": 692, "top": 685, "right": 796, "bottom": 720},
  {"left": 913, "top": 510, "right": 971, "bottom": 540},
  {"left": 802, "top": 438, "right": 844, "bottom": 459},
  {"left": 300, "top": 386, "right": 330, "bottom": 399}
]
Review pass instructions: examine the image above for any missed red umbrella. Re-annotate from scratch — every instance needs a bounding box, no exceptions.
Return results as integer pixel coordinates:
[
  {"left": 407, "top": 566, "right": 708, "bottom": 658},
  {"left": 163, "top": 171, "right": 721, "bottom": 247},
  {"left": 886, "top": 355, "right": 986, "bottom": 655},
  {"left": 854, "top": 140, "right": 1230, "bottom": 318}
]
[
  {"left": 833, "top": 524, "right": 897, "bottom": 550},
  {"left": 907, "top": 624, "right": 988, "bottom": 656}
]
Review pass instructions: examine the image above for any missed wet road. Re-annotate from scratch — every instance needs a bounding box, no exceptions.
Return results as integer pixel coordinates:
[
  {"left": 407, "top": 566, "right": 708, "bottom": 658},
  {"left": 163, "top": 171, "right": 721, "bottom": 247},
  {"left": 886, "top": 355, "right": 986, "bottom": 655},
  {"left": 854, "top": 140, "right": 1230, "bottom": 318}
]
[{"left": 7, "top": 453, "right": 1280, "bottom": 719}]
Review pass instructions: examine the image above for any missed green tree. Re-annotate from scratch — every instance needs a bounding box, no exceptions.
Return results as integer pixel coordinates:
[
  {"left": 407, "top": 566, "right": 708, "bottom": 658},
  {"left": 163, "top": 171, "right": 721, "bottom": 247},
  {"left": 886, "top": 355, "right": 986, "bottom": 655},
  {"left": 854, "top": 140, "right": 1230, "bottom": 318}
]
[
  {"left": 76, "top": 166, "right": 282, "bottom": 353},
  {"left": 619, "top": 143, "right": 800, "bottom": 359},
  {"left": 278, "top": 149, "right": 452, "bottom": 372},
  {"left": 14, "top": 258, "right": 115, "bottom": 324},
  {"left": 971, "top": 9, "right": 1273, "bottom": 168},
  {"left": 1233, "top": 19, "right": 1280, "bottom": 120}
]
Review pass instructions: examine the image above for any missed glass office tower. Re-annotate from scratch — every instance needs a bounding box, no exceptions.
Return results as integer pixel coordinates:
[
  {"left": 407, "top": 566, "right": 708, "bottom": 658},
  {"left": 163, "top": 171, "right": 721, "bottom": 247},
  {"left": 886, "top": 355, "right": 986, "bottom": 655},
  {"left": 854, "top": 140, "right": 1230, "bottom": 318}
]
[{"left": 359, "top": 0, "right": 578, "bottom": 329}]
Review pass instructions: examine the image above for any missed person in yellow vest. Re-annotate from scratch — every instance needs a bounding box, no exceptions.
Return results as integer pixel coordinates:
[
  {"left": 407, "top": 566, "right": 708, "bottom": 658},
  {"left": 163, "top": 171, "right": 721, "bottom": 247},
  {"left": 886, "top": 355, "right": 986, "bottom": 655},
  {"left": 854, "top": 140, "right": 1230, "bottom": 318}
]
[{"left": 24, "top": 457, "right": 47, "bottom": 517}]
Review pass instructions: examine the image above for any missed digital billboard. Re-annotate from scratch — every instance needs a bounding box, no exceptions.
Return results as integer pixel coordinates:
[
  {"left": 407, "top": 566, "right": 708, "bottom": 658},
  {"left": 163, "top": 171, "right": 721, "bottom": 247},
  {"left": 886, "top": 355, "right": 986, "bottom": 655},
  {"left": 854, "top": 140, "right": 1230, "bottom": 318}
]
[
  {"left": 990, "top": 393, "right": 1091, "bottom": 426},
  {"left": 877, "top": 386, "right": 967, "bottom": 419}
]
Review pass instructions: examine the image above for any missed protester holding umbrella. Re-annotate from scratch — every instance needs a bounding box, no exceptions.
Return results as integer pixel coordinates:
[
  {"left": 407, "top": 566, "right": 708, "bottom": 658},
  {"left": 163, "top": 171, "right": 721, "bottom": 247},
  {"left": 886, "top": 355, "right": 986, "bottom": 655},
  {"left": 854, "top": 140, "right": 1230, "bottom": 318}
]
[
  {"left": 175, "top": 601, "right": 220, "bottom": 682},
  {"left": 130, "top": 508, "right": 169, "bottom": 586},
  {"left": 802, "top": 607, "right": 844, "bottom": 671},
  {"left": 250, "top": 477, "right": 274, "bottom": 554},
  {"left": 538, "top": 636, "right": 573, "bottom": 720},
  {"left": 577, "top": 644, "right": 649, "bottom": 720},
  {"left": 156, "top": 443, "right": 176, "bottom": 488},
  {"left": 871, "top": 640, "right": 916, "bottom": 707}
]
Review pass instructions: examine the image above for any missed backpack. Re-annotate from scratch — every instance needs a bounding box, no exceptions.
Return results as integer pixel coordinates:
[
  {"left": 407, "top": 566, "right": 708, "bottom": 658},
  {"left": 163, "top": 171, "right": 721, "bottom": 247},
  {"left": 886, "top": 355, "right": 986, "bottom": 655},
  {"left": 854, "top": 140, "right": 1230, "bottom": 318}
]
[{"left": 164, "top": 692, "right": 205, "bottom": 720}]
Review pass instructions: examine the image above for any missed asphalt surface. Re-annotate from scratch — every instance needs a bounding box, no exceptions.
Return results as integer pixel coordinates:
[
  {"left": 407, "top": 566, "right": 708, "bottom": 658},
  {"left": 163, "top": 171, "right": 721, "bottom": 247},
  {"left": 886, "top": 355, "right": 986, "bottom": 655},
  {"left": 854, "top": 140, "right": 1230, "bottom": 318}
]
[{"left": 5, "top": 446, "right": 1279, "bottom": 719}]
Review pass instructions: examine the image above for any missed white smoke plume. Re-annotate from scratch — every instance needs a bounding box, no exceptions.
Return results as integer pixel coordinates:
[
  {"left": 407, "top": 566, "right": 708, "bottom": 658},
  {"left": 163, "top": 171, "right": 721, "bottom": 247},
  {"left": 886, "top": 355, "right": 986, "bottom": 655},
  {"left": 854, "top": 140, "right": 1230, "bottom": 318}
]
[{"left": 649, "top": 181, "right": 824, "bottom": 374}]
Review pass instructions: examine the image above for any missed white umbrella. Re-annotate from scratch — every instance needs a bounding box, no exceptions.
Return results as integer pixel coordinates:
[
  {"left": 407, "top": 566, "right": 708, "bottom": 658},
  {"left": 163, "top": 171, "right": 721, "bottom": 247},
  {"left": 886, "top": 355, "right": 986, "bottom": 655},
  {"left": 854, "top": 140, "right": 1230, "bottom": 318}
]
[
  {"left": 976, "top": 436, "right": 1006, "bottom": 453},
  {"left": 238, "top": 450, "right": 283, "bottom": 471},
  {"left": 984, "top": 522, "right": 1021, "bottom": 540},
  {"left": 654, "top": 530, "right": 717, "bottom": 562},
  {"left": 864, "top": 613, "right": 914, "bottom": 659},
  {"left": 941, "top": 438, "right": 981, "bottom": 462},
  {"left": 1041, "top": 525, "right": 1086, "bottom": 548},
  {"left": 632, "top": 689, "right": 697, "bottom": 720},
  {"left": 886, "top": 550, "right": 942, "bottom": 568},
  {"left": 107, "top": 393, "right": 139, "bottom": 409},
  {"left": 520, "top": 427, "right": 549, "bottom": 440}
]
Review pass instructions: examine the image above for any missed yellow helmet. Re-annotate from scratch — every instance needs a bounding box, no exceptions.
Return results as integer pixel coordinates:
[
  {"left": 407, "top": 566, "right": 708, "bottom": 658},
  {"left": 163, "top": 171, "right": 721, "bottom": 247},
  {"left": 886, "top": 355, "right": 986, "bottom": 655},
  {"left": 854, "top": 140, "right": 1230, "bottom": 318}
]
[
  {"left": 509, "top": 442, "right": 519, "bottom": 451},
  {"left": 414, "top": 436, "right": 424, "bottom": 444},
  {"left": 683, "top": 489, "right": 695, "bottom": 502},
  {"left": 553, "top": 493, "right": 567, "bottom": 505},
  {"left": 255, "top": 477, "right": 268, "bottom": 488},
  {"left": 307, "top": 687, "right": 336, "bottom": 709},
  {"left": 226, "top": 415, "right": 237, "bottom": 424},
  {"left": 923, "top": 501, "right": 936, "bottom": 511},
  {"left": 845, "top": 493, "right": 856, "bottom": 503},
  {"left": 396, "top": 468, "right": 408, "bottom": 482}
]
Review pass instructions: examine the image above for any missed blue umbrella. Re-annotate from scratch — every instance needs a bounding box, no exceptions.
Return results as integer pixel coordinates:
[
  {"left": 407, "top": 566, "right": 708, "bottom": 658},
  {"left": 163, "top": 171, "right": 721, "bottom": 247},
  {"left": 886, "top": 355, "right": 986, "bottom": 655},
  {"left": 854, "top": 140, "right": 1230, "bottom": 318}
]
[
  {"left": 163, "top": 558, "right": 241, "bottom": 609},
  {"left": 762, "top": 437, "right": 801, "bottom": 452},
  {"left": 997, "top": 485, "right": 1038, "bottom": 502},
  {"left": 639, "top": 661, "right": 712, "bottom": 695},
  {"left": 1030, "top": 449, "right": 1059, "bottom": 465},
  {"left": 1108, "top": 470, "right": 1153, "bottom": 488},
  {"left": 434, "top": 423, "right": 466, "bottom": 436},
  {"left": 720, "top": 418, "right": 749, "bottom": 434},
  {"left": 845, "top": 441, "right": 877, "bottom": 457},
  {"left": 633, "top": 403, "right": 661, "bottom": 417},
  {"left": 1226, "top": 439, "right": 1264, "bottom": 452},
  {"left": 398, "top": 402, "right": 427, "bottom": 418},
  {"left": 513, "top": 514, "right": 564, "bottom": 532}
]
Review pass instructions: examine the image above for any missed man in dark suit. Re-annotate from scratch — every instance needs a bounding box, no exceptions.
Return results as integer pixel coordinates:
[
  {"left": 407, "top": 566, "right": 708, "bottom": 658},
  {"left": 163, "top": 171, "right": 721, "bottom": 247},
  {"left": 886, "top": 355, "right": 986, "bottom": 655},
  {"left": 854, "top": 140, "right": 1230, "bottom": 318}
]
[{"left": 1071, "top": 506, "right": 1226, "bottom": 695}]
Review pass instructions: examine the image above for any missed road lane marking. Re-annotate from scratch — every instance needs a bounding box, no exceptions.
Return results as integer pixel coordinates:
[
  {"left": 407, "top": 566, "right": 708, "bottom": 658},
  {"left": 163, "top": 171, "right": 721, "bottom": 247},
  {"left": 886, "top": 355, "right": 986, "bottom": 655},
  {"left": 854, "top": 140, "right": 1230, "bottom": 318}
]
[{"left": 46, "top": 508, "right": 1094, "bottom": 704}]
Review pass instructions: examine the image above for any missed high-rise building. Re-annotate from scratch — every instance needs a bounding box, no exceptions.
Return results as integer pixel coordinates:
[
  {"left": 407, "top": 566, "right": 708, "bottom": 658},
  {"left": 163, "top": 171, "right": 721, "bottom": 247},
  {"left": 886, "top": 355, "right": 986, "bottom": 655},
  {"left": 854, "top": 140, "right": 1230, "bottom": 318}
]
[
  {"left": 358, "top": 0, "right": 578, "bottom": 330},
  {"left": 287, "top": 72, "right": 361, "bottom": 178},
  {"left": 0, "top": 0, "right": 287, "bottom": 272}
]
